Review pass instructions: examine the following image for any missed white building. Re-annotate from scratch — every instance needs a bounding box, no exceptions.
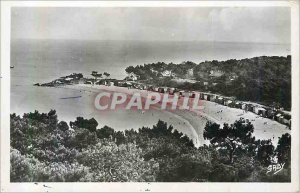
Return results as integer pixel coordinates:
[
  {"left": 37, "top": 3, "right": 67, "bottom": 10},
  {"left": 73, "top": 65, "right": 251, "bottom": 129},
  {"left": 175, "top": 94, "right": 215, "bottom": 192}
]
[
  {"left": 127, "top": 72, "right": 138, "bottom": 81},
  {"left": 162, "top": 70, "right": 172, "bottom": 77}
]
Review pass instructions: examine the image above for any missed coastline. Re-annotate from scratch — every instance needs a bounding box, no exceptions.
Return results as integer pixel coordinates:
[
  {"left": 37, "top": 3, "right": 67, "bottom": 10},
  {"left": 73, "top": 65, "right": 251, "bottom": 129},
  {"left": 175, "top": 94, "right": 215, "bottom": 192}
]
[{"left": 58, "top": 84, "right": 290, "bottom": 146}]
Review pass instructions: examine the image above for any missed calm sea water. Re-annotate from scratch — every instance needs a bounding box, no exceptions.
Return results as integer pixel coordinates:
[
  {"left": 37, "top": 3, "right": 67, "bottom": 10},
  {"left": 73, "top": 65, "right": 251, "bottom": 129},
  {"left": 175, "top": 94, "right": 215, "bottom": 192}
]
[
  {"left": 10, "top": 39, "right": 290, "bottom": 136},
  {"left": 11, "top": 39, "right": 290, "bottom": 86}
]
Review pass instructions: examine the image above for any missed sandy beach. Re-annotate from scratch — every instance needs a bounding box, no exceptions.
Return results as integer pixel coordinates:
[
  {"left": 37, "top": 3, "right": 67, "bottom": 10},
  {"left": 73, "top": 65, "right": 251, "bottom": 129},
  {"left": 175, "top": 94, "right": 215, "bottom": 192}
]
[{"left": 54, "top": 84, "right": 290, "bottom": 146}]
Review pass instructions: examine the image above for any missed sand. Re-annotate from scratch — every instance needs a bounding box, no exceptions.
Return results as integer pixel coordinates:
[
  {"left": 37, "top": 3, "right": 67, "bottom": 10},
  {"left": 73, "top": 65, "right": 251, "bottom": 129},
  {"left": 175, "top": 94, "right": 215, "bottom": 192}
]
[{"left": 59, "top": 84, "right": 290, "bottom": 146}]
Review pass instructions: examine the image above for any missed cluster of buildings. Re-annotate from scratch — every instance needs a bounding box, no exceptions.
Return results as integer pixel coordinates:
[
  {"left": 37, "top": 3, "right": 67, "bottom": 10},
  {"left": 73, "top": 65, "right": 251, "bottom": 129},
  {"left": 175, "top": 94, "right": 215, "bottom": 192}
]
[{"left": 211, "top": 96, "right": 291, "bottom": 128}]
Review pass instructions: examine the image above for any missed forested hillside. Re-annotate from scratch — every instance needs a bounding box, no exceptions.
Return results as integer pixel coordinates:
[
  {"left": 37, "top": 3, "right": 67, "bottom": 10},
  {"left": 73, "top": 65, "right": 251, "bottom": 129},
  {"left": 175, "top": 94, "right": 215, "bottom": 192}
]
[
  {"left": 11, "top": 110, "right": 291, "bottom": 182},
  {"left": 125, "top": 56, "right": 291, "bottom": 110}
]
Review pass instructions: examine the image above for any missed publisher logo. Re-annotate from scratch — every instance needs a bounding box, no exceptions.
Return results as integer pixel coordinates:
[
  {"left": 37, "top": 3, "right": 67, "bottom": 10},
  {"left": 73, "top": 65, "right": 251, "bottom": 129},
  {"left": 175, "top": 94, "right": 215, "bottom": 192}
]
[{"left": 266, "top": 157, "right": 285, "bottom": 175}]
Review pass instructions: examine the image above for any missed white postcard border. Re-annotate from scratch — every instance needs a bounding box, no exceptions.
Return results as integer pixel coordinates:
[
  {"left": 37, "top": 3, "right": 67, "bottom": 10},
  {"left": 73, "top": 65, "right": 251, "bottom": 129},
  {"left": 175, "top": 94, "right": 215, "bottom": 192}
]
[{"left": 1, "top": 1, "right": 299, "bottom": 192}]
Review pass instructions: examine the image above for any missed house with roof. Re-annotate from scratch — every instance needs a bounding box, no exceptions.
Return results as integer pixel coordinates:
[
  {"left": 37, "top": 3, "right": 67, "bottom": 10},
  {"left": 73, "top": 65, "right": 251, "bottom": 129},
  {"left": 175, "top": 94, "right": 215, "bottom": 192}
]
[
  {"left": 209, "top": 70, "right": 224, "bottom": 78},
  {"left": 224, "top": 98, "right": 233, "bottom": 106},
  {"left": 167, "top": 87, "right": 176, "bottom": 95},
  {"left": 125, "top": 73, "right": 139, "bottom": 81},
  {"left": 216, "top": 96, "right": 224, "bottom": 105},
  {"left": 162, "top": 70, "right": 173, "bottom": 77},
  {"left": 254, "top": 106, "right": 267, "bottom": 117},
  {"left": 187, "top": 69, "right": 194, "bottom": 78},
  {"left": 210, "top": 94, "right": 219, "bottom": 102},
  {"left": 234, "top": 102, "right": 243, "bottom": 109}
]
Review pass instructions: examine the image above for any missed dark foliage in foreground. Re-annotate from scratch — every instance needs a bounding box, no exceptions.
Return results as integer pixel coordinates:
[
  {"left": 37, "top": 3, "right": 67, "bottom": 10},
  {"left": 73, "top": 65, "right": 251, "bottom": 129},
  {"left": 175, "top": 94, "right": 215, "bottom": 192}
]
[{"left": 10, "top": 110, "right": 291, "bottom": 182}]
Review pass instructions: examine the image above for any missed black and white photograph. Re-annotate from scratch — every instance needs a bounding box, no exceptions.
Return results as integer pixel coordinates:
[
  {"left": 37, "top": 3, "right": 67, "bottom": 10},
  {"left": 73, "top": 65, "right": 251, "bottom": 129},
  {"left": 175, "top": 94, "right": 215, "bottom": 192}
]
[{"left": 0, "top": 1, "right": 299, "bottom": 192}]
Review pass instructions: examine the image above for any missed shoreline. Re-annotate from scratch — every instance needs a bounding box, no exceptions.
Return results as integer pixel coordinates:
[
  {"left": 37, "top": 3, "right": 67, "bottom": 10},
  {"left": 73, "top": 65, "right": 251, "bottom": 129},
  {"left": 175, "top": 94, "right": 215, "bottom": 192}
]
[
  {"left": 60, "top": 84, "right": 203, "bottom": 147},
  {"left": 58, "top": 84, "right": 290, "bottom": 146}
]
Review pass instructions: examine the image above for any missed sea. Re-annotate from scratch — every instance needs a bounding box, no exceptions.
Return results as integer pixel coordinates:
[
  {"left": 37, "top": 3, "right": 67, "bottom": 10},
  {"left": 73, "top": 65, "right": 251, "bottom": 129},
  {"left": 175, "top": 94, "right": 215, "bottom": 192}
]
[
  {"left": 11, "top": 39, "right": 290, "bottom": 84},
  {"left": 10, "top": 39, "right": 291, "bottom": 135}
]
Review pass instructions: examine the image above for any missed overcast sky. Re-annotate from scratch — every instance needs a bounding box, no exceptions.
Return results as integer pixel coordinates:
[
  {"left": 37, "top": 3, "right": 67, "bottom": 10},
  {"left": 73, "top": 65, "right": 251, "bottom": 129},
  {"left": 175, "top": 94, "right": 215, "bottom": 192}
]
[{"left": 11, "top": 7, "right": 291, "bottom": 43}]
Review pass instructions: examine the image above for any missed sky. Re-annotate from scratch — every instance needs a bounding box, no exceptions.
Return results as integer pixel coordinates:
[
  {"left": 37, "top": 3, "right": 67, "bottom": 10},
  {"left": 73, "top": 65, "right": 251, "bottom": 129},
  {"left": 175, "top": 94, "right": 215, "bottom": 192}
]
[{"left": 11, "top": 7, "right": 291, "bottom": 43}]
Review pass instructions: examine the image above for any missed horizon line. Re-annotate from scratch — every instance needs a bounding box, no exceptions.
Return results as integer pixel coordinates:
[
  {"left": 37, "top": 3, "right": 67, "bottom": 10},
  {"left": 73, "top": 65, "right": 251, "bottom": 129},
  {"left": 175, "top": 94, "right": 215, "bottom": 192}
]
[{"left": 11, "top": 38, "right": 291, "bottom": 45}]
